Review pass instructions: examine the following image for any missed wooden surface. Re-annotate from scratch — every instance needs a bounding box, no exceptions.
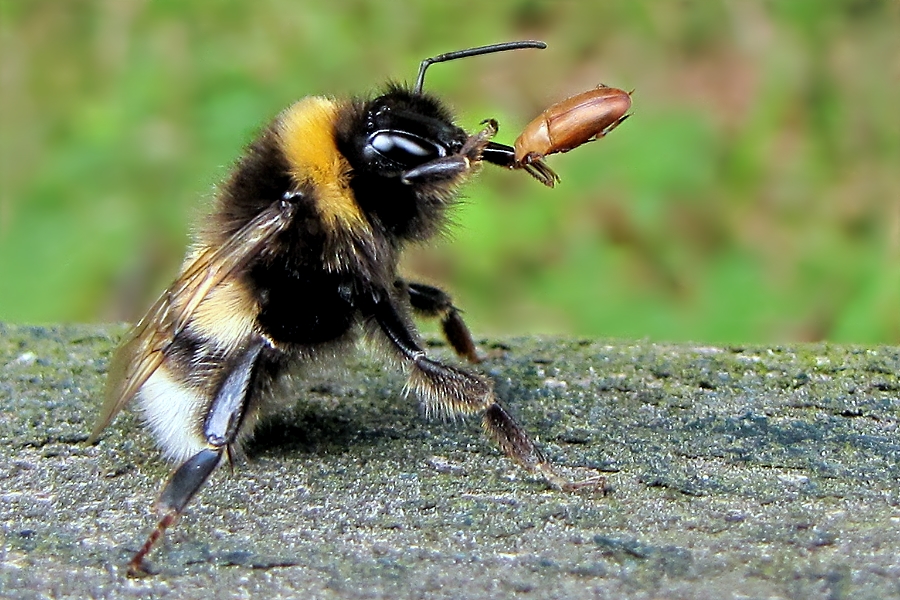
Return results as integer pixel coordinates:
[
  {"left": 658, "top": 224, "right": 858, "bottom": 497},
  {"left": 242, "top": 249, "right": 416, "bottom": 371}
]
[{"left": 1, "top": 323, "right": 899, "bottom": 599}]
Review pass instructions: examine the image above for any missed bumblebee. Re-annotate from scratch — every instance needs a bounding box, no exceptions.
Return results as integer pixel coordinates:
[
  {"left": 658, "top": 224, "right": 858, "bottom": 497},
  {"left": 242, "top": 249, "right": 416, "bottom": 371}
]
[{"left": 88, "top": 41, "right": 589, "bottom": 576}]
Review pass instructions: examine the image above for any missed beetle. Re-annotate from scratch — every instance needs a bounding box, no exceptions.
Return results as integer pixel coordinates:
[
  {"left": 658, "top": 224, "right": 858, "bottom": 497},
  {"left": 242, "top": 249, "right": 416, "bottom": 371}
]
[{"left": 485, "top": 84, "right": 632, "bottom": 187}]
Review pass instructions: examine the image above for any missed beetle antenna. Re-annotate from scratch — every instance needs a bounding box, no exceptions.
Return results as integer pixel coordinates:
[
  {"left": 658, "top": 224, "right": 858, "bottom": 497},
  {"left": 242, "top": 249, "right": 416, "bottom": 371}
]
[{"left": 413, "top": 40, "right": 546, "bottom": 95}]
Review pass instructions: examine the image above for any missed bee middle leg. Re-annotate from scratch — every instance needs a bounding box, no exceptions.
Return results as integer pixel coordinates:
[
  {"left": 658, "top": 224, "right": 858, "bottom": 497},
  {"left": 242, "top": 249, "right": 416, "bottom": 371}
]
[
  {"left": 128, "top": 339, "right": 267, "bottom": 577},
  {"left": 370, "top": 292, "right": 576, "bottom": 489},
  {"left": 397, "top": 279, "right": 480, "bottom": 363}
]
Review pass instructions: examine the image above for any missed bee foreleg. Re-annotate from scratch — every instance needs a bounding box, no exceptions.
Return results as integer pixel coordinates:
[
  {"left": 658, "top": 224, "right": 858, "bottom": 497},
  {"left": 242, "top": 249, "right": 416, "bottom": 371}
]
[
  {"left": 397, "top": 279, "right": 480, "bottom": 363},
  {"left": 481, "top": 141, "right": 517, "bottom": 168},
  {"left": 400, "top": 120, "right": 498, "bottom": 185},
  {"left": 369, "top": 293, "right": 573, "bottom": 488},
  {"left": 400, "top": 155, "right": 472, "bottom": 185},
  {"left": 128, "top": 339, "right": 266, "bottom": 577}
]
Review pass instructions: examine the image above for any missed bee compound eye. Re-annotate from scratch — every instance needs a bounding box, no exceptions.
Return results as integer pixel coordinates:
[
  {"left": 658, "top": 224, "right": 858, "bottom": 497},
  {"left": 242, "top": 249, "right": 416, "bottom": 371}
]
[{"left": 368, "top": 131, "right": 445, "bottom": 166}]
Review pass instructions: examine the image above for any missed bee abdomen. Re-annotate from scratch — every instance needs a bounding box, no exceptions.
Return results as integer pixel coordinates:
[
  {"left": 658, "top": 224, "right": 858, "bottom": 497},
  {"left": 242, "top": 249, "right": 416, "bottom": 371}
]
[{"left": 137, "top": 365, "right": 209, "bottom": 463}]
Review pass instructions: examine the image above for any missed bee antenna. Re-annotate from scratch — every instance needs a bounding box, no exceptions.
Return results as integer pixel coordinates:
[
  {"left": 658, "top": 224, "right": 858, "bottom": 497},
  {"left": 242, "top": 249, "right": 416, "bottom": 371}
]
[{"left": 413, "top": 40, "right": 547, "bottom": 95}]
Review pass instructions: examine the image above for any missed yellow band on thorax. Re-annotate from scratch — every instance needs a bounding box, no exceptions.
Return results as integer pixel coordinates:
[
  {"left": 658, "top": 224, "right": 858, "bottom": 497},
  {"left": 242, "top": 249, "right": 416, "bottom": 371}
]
[{"left": 276, "top": 97, "right": 368, "bottom": 233}]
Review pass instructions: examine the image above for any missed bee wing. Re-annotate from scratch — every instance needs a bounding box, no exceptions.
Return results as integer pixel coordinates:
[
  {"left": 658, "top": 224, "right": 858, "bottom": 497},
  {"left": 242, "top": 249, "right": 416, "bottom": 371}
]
[{"left": 88, "top": 198, "right": 297, "bottom": 442}]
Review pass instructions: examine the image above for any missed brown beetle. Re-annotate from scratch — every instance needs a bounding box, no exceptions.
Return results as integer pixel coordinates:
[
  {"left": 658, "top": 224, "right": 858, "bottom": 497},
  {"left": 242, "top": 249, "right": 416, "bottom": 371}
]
[{"left": 484, "top": 84, "right": 631, "bottom": 187}]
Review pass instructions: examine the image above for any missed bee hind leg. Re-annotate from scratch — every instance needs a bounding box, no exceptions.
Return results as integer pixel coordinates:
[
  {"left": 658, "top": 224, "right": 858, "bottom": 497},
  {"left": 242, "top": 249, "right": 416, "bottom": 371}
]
[
  {"left": 127, "top": 448, "right": 223, "bottom": 577},
  {"left": 127, "top": 339, "right": 267, "bottom": 577}
]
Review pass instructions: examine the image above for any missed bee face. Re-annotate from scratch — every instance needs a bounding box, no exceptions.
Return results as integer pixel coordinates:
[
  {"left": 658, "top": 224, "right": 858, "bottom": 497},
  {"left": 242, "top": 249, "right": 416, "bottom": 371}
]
[
  {"left": 356, "top": 88, "right": 468, "bottom": 176},
  {"left": 332, "top": 87, "right": 480, "bottom": 241}
]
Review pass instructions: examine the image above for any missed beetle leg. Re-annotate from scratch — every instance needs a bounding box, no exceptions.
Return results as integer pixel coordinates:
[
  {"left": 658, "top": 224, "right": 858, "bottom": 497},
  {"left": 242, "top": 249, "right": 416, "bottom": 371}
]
[
  {"left": 595, "top": 112, "right": 630, "bottom": 140},
  {"left": 127, "top": 339, "right": 267, "bottom": 577},
  {"left": 396, "top": 279, "right": 481, "bottom": 363}
]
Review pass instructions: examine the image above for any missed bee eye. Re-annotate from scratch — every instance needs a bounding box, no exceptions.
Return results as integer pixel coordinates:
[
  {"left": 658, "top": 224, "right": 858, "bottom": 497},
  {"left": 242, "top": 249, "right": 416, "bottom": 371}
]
[{"left": 367, "top": 131, "right": 446, "bottom": 166}]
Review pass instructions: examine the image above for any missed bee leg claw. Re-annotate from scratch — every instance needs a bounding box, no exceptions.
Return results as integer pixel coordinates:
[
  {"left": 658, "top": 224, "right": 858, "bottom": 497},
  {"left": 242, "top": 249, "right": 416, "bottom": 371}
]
[
  {"left": 533, "top": 462, "right": 608, "bottom": 493},
  {"left": 561, "top": 475, "right": 608, "bottom": 493}
]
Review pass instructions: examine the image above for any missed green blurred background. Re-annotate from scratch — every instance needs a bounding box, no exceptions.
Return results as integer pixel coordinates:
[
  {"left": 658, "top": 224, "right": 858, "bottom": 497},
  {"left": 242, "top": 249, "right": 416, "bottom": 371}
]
[{"left": 2, "top": 1, "right": 899, "bottom": 343}]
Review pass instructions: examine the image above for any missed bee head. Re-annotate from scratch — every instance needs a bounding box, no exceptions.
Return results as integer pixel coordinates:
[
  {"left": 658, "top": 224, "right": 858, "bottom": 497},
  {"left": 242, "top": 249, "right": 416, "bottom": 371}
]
[
  {"left": 332, "top": 41, "right": 546, "bottom": 240},
  {"left": 339, "top": 41, "right": 547, "bottom": 184},
  {"left": 352, "top": 85, "right": 467, "bottom": 179}
]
